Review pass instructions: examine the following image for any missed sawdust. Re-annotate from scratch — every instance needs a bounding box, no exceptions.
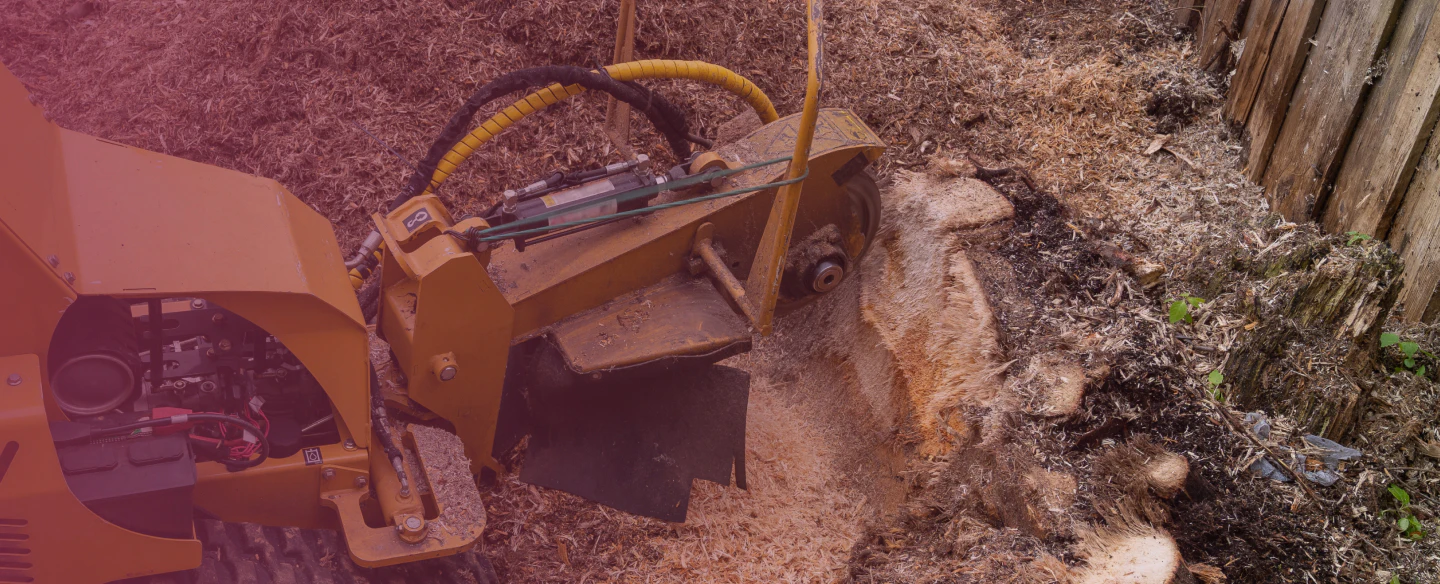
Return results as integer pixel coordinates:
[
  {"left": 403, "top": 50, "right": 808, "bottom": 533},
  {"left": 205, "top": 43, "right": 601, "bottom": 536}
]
[
  {"left": 1071, "top": 529, "right": 1184, "bottom": 584},
  {"left": 1018, "top": 355, "right": 1090, "bottom": 418},
  {"left": 481, "top": 378, "right": 870, "bottom": 583},
  {"left": 411, "top": 424, "right": 488, "bottom": 538}
]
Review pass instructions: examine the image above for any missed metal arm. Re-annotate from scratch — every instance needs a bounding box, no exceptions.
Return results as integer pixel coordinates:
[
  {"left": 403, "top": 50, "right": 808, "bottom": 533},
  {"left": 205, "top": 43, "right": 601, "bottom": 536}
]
[{"left": 743, "top": 0, "right": 825, "bottom": 335}]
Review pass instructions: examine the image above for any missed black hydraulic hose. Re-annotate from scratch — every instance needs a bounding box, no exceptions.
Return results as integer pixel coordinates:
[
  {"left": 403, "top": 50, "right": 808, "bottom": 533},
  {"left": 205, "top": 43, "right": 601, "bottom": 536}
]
[
  {"left": 369, "top": 366, "right": 410, "bottom": 494},
  {"left": 91, "top": 413, "right": 270, "bottom": 469},
  {"left": 388, "top": 66, "right": 693, "bottom": 213},
  {"left": 358, "top": 277, "right": 382, "bottom": 324}
]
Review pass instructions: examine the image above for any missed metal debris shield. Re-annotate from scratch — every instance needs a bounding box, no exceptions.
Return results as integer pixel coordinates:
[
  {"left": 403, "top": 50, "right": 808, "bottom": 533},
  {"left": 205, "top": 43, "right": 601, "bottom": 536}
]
[{"left": 518, "top": 365, "right": 749, "bottom": 522}]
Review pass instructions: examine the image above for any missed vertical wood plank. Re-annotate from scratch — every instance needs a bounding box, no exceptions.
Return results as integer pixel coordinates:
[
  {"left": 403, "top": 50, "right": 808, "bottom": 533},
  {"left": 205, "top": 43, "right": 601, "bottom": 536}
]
[
  {"left": 1322, "top": 0, "right": 1440, "bottom": 238},
  {"left": 1198, "top": 0, "right": 1249, "bottom": 71},
  {"left": 1176, "top": 0, "right": 1206, "bottom": 29},
  {"left": 1243, "top": 0, "right": 1327, "bottom": 182},
  {"left": 1224, "top": 0, "right": 1292, "bottom": 125},
  {"left": 1389, "top": 132, "right": 1440, "bottom": 323},
  {"left": 1261, "top": 0, "right": 1403, "bottom": 222}
]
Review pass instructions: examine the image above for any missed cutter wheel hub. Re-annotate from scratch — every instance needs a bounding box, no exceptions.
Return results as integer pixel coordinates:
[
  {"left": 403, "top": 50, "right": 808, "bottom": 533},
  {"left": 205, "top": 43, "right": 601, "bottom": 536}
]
[{"left": 811, "top": 259, "right": 845, "bottom": 293}]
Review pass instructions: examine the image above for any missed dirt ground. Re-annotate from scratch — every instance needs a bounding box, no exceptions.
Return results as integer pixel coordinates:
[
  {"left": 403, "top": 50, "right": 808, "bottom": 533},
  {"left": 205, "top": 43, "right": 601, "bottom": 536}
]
[{"left": 5, "top": 0, "right": 1440, "bottom": 582}]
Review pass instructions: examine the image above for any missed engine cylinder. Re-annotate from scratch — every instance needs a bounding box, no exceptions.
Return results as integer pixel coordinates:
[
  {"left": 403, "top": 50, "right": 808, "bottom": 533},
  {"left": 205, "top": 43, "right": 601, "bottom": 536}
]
[{"left": 47, "top": 296, "right": 142, "bottom": 416}]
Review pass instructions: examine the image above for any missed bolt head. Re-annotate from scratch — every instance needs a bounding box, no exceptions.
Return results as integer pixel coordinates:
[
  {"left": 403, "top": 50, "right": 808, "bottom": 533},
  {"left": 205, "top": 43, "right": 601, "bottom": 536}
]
[
  {"left": 321, "top": 468, "right": 336, "bottom": 480},
  {"left": 217, "top": 339, "right": 233, "bottom": 351},
  {"left": 63, "top": 272, "right": 75, "bottom": 284},
  {"left": 439, "top": 365, "right": 457, "bottom": 381},
  {"left": 405, "top": 516, "right": 423, "bottom": 530},
  {"left": 354, "top": 475, "right": 368, "bottom": 488},
  {"left": 47, "top": 255, "right": 59, "bottom": 267},
  {"left": 190, "top": 299, "right": 205, "bottom": 309},
  {"left": 343, "top": 439, "right": 357, "bottom": 451},
  {"left": 6, "top": 374, "right": 20, "bottom": 386}
]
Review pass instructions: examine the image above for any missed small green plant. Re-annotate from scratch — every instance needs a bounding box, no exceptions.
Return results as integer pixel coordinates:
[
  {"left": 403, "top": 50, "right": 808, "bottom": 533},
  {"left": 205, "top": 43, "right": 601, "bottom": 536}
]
[
  {"left": 1206, "top": 369, "right": 1225, "bottom": 402},
  {"left": 1390, "top": 574, "right": 1400, "bottom": 584},
  {"left": 1168, "top": 295, "right": 1205, "bottom": 324},
  {"left": 1345, "top": 231, "right": 1373, "bottom": 246},
  {"left": 1381, "top": 332, "right": 1436, "bottom": 378},
  {"left": 1386, "top": 484, "right": 1426, "bottom": 541}
]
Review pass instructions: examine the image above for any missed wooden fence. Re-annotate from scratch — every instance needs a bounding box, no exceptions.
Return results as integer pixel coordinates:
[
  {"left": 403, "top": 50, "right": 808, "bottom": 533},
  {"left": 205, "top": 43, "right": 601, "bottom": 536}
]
[{"left": 1178, "top": 0, "right": 1440, "bottom": 323}]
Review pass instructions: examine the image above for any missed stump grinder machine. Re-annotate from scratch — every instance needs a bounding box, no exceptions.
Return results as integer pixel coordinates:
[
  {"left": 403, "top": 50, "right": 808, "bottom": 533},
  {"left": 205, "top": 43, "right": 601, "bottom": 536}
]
[{"left": 0, "top": 1, "right": 883, "bottom": 581}]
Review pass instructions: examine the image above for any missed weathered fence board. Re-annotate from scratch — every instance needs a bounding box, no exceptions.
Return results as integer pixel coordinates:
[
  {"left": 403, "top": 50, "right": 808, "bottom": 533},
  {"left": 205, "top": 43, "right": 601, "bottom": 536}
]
[
  {"left": 1242, "top": 0, "right": 1327, "bottom": 182},
  {"left": 1261, "top": 0, "right": 1402, "bottom": 221},
  {"left": 1223, "top": 0, "right": 1292, "bottom": 125},
  {"left": 1198, "top": 0, "right": 1250, "bottom": 71},
  {"left": 1176, "top": 0, "right": 1206, "bottom": 29},
  {"left": 1389, "top": 136, "right": 1440, "bottom": 322},
  {"left": 1195, "top": 0, "right": 1440, "bottom": 322},
  {"left": 1322, "top": 0, "right": 1440, "bottom": 238}
]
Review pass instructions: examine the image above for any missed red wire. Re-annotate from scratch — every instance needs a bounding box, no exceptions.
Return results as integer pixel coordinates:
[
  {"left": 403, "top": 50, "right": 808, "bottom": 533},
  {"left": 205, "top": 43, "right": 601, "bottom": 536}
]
[{"left": 187, "top": 405, "right": 268, "bottom": 461}]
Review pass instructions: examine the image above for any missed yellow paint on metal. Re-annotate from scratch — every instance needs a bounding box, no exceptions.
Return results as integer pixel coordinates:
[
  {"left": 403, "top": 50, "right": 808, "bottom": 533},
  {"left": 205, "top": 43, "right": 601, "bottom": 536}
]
[
  {"left": 547, "top": 274, "right": 752, "bottom": 373},
  {"left": 376, "top": 212, "right": 514, "bottom": 474},
  {"left": 487, "top": 108, "right": 883, "bottom": 341},
  {"left": 193, "top": 443, "right": 368, "bottom": 529},
  {"left": 0, "top": 72, "right": 373, "bottom": 450}
]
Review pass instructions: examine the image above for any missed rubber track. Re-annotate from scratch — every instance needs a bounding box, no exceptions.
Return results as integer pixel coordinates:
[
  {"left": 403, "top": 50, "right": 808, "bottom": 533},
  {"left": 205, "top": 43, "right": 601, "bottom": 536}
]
[{"left": 118, "top": 519, "right": 499, "bottom": 584}]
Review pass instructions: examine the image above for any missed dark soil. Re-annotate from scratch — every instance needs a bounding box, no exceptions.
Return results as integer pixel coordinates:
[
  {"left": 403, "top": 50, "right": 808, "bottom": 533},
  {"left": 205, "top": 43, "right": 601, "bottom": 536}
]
[{"left": 1144, "top": 70, "right": 1217, "bottom": 135}]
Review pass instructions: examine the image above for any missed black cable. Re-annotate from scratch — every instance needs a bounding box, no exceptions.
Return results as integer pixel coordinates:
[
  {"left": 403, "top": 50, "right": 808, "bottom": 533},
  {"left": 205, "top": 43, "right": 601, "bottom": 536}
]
[
  {"left": 388, "top": 66, "right": 693, "bottom": 214},
  {"left": 369, "top": 366, "right": 409, "bottom": 492},
  {"left": 91, "top": 413, "right": 270, "bottom": 469}
]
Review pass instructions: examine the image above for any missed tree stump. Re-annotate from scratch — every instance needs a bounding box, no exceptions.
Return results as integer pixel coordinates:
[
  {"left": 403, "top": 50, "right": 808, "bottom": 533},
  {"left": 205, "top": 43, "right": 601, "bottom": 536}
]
[{"left": 1225, "top": 237, "right": 1403, "bottom": 440}]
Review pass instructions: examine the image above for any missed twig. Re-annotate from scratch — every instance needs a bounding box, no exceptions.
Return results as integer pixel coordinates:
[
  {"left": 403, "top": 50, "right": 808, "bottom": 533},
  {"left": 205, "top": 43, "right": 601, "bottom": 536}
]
[{"left": 965, "top": 155, "right": 1038, "bottom": 191}]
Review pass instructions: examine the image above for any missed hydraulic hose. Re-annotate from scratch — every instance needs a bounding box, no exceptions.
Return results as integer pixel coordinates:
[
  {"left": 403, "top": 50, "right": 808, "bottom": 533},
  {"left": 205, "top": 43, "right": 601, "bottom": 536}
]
[
  {"left": 369, "top": 366, "right": 409, "bottom": 496},
  {"left": 389, "top": 66, "right": 696, "bottom": 213},
  {"left": 389, "top": 61, "right": 777, "bottom": 213},
  {"left": 422, "top": 60, "right": 779, "bottom": 198}
]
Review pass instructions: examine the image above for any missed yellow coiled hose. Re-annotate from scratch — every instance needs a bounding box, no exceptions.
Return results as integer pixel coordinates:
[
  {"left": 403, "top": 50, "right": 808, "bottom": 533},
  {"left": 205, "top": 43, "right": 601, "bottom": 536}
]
[{"left": 421, "top": 60, "right": 779, "bottom": 196}]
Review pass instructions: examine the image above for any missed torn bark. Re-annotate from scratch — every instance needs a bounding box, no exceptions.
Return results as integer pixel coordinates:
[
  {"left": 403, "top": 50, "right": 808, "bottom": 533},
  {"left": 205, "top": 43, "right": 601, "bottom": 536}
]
[{"left": 1225, "top": 240, "right": 1403, "bottom": 440}]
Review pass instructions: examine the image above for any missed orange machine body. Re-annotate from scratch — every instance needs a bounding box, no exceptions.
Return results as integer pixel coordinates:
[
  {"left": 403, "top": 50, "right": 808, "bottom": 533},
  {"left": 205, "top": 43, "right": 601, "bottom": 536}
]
[{"left": 0, "top": 63, "right": 392, "bottom": 581}]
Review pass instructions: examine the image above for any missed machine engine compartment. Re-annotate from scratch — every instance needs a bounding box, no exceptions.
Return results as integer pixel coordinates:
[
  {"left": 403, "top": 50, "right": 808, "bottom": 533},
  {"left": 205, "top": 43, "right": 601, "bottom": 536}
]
[{"left": 45, "top": 295, "right": 339, "bottom": 536}]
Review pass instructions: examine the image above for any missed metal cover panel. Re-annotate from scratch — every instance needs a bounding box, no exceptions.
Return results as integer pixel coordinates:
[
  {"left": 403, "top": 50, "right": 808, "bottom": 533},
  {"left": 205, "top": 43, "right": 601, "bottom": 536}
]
[{"left": 550, "top": 275, "right": 751, "bottom": 373}]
